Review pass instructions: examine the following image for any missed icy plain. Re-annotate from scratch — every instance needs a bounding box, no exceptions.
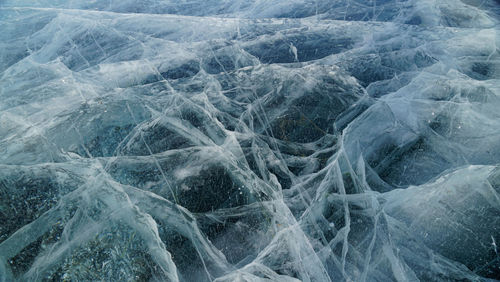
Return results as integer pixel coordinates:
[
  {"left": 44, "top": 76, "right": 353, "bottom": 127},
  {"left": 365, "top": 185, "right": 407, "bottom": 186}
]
[{"left": 0, "top": 0, "right": 499, "bottom": 281}]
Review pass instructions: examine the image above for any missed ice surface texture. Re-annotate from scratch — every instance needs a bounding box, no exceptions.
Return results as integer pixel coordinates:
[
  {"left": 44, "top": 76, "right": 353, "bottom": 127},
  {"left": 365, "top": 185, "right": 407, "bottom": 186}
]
[{"left": 0, "top": 0, "right": 499, "bottom": 281}]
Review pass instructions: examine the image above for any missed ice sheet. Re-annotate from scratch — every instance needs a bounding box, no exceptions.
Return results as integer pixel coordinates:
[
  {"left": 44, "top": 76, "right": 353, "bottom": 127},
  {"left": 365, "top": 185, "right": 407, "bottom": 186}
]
[{"left": 0, "top": 0, "right": 499, "bottom": 281}]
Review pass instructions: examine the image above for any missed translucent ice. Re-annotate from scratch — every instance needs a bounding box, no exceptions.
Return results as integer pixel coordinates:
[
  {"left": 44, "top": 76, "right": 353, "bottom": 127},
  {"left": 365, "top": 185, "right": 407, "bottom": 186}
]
[{"left": 0, "top": 0, "right": 499, "bottom": 281}]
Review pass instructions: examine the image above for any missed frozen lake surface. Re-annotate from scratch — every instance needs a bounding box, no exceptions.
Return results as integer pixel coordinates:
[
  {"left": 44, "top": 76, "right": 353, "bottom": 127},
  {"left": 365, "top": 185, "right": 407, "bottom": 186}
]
[{"left": 0, "top": 0, "right": 499, "bottom": 281}]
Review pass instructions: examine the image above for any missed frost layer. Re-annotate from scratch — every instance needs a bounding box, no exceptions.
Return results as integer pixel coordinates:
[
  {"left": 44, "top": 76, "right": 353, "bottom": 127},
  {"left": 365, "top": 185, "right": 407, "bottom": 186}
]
[{"left": 0, "top": 0, "right": 499, "bottom": 281}]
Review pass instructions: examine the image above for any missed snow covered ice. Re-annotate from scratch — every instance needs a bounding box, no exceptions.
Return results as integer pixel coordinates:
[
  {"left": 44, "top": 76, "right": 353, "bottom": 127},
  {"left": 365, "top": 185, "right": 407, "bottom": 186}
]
[{"left": 0, "top": 0, "right": 499, "bottom": 281}]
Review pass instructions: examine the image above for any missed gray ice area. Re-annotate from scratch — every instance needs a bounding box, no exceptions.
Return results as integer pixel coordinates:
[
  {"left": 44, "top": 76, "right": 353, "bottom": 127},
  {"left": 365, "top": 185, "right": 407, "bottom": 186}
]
[{"left": 0, "top": 0, "right": 499, "bottom": 281}]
